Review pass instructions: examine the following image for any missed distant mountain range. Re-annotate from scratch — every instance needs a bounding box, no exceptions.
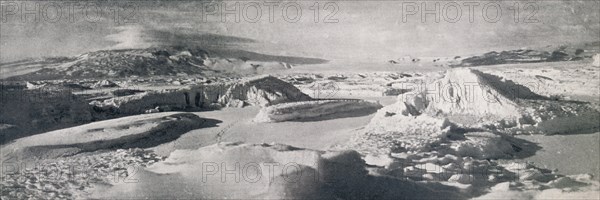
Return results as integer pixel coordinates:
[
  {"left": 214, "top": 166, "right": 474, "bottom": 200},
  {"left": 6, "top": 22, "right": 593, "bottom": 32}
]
[
  {"left": 0, "top": 47, "right": 328, "bottom": 81},
  {"left": 453, "top": 41, "right": 600, "bottom": 67}
]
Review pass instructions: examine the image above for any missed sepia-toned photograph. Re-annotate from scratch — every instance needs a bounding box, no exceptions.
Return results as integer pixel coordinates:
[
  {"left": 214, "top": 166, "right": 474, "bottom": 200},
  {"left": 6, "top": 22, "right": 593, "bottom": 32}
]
[{"left": 1, "top": 0, "right": 599, "bottom": 199}]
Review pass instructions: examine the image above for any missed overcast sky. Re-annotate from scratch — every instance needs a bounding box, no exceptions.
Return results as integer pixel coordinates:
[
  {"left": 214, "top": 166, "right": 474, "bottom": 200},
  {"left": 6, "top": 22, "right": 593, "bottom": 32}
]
[{"left": 1, "top": 0, "right": 599, "bottom": 62}]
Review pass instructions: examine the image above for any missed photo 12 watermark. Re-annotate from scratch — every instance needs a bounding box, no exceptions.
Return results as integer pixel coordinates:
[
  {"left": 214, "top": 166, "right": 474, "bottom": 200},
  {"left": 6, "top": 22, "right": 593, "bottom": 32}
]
[
  {"left": 2, "top": 159, "right": 142, "bottom": 184},
  {"left": 0, "top": 1, "right": 142, "bottom": 23},
  {"left": 401, "top": 1, "right": 540, "bottom": 23},
  {"left": 395, "top": 80, "right": 542, "bottom": 104},
  {"left": 198, "top": 1, "right": 340, "bottom": 23},
  {"left": 0, "top": 1, "right": 341, "bottom": 24}
]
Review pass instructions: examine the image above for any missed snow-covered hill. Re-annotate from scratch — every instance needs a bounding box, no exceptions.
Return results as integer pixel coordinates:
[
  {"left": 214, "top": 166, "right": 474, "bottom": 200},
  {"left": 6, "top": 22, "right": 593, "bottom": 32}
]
[{"left": 1, "top": 47, "right": 327, "bottom": 80}]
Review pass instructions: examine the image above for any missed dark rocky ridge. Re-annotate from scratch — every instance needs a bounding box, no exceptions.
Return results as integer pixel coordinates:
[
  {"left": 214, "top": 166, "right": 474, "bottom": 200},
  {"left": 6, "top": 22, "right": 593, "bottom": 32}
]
[{"left": 453, "top": 42, "right": 600, "bottom": 67}]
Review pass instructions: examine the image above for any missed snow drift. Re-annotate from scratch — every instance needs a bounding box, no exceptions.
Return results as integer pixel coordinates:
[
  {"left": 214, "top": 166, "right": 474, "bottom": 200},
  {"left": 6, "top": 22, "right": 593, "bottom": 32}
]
[
  {"left": 92, "top": 142, "right": 329, "bottom": 199},
  {"left": 1, "top": 112, "right": 209, "bottom": 161},
  {"left": 90, "top": 75, "right": 312, "bottom": 117},
  {"left": 356, "top": 100, "right": 453, "bottom": 153},
  {"left": 409, "top": 68, "right": 522, "bottom": 121},
  {"left": 395, "top": 68, "right": 599, "bottom": 134},
  {"left": 1, "top": 148, "right": 165, "bottom": 199},
  {"left": 90, "top": 142, "right": 466, "bottom": 199},
  {"left": 351, "top": 95, "right": 516, "bottom": 159},
  {"left": 343, "top": 68, "right": 599, "bottom": 199},
  {"left": 254, "top": 99, "right": 383, "bottom": 122},
  {"left": 217, "top": 75, "right": 312, "bottom": 106}
]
